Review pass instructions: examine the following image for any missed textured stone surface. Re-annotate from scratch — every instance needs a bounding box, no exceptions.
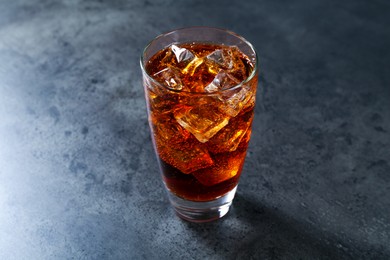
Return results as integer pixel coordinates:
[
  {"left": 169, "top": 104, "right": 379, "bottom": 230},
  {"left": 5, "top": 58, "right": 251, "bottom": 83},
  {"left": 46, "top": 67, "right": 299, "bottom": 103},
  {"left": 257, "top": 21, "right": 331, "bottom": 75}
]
[{"left": 0, "top": 0, "right": 389, "bottom": 259}]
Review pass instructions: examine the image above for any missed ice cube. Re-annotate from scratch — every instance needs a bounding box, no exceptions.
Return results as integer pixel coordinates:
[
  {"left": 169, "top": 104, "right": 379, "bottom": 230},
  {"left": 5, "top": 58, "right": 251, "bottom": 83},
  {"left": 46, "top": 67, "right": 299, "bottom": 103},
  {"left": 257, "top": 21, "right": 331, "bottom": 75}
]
[
  {"left": 192, "top": 150, "right": 247, "bottom": 186},
  {"left": 150, "top": 113, "right": 191, "bottom": 145},
  {"left": 206, "top": 47, "right": 234, "bottom": 74},
  {"left": 171, "top": 45, "right": 195, "bottom": 64},
  {"left": 206, "top": 111, "right": 253, "bottom": 153},
  {"left": 159, "top": 45, "right": 195, "bottom": 71},
  {"left": 217, "top": 84, "right": 254, "bottom": 117},
  {"left": 147, "top": 88, "right": 180, "bottom": 115},
  {"left": 204, "top": 79, "right": 220, "bottom": 93},
  {"left": 153, "top": 67, "right": 184, "bottom": 90},
  {"left": 174, "top": 104, "right": 229, "bottom": 143},
  {"left": 154, "top": 134, "right": 214, "bottom": 174},
  {"left": 204, "top": 70, "right": 241, "bottom": 93},
  {"left": 226, "top": 46, "right": 249, "bottom": 81}
]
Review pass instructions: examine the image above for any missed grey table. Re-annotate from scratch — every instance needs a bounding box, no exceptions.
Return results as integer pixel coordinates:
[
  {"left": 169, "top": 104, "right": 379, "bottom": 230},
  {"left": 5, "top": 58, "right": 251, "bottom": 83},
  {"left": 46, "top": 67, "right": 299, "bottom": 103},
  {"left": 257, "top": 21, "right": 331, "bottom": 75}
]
[{"left": 1, "top": 0, "right": 389, "bottom": 259}]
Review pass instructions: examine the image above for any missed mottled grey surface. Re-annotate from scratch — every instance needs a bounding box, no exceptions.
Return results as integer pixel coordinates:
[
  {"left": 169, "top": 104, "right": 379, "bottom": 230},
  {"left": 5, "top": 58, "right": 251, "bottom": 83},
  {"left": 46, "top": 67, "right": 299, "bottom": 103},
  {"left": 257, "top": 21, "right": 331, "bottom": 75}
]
[{"left": 0, "top": 0, "right": 389, "bottom": 259}]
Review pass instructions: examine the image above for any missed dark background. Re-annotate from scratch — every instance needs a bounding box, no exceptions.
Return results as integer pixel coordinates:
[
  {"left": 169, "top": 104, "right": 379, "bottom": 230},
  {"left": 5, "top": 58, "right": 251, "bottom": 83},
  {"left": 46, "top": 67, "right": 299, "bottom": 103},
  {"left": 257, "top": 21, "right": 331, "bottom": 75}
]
[{"left": 0, "top": 0, "right": 389, "bottom": 259}]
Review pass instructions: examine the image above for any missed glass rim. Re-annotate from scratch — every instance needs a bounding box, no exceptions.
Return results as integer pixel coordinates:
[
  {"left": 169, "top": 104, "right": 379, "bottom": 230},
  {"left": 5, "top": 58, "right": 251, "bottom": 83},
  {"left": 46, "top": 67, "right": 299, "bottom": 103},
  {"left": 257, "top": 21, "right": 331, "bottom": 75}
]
[{"left": 140, "top": 26, "right": 258, "bottom": 96}]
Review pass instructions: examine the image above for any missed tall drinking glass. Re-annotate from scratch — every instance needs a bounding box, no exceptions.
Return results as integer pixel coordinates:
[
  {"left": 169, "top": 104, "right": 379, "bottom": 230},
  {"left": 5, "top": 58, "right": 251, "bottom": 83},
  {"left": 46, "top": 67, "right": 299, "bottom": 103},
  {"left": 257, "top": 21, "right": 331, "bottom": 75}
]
[{"left": 140, "top": 27, "right": 258, "bottom": 222}]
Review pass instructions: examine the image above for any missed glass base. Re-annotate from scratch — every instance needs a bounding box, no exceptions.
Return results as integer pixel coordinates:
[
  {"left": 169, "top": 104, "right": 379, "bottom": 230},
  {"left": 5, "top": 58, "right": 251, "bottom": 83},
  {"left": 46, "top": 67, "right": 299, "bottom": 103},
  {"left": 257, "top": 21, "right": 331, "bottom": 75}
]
[{"left": 167, "top": 186, "right": 237, "bottom": 223}]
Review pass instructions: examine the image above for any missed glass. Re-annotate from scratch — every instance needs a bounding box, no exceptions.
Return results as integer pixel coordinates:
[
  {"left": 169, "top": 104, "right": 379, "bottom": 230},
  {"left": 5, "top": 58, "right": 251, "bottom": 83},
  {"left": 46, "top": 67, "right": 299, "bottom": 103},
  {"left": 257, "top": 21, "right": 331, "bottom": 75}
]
[{"left": 140, "top": 27, "right": 258, "bottom": 222}]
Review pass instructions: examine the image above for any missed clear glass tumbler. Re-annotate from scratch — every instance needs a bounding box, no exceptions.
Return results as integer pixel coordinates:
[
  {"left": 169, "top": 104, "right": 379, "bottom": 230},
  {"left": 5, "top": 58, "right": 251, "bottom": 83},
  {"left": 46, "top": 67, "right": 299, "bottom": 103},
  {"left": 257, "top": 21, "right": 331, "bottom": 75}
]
[{"left": 140, "top": 27, "right": 258, "bottom": 222}]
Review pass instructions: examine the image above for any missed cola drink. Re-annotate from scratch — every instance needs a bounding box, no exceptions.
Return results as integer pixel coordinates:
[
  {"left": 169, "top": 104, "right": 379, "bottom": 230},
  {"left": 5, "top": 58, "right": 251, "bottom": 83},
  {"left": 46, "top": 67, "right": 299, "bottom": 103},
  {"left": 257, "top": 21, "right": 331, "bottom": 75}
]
[{"left": 141, "top": 27, "right": 258, "bottom": 222}]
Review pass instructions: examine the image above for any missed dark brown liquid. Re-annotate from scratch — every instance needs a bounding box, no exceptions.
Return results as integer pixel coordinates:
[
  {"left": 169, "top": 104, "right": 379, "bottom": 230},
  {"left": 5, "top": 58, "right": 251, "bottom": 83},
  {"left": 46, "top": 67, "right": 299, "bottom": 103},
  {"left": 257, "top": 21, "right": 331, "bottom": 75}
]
[{"left": 145, "top": 43, "right": 257, "bottom": 201}]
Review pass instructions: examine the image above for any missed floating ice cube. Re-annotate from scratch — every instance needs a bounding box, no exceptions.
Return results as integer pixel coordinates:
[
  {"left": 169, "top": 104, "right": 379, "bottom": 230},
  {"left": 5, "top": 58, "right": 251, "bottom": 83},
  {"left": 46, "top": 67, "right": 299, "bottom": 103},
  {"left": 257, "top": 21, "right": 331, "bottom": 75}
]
[
  {"left": 171, "top": 44, "right": 195, "bottom": 64},
  {"left": 153, "top": 67, "right": 184, "bottom": 90},
  {"left": 203, "top": 69, "right": 255, "bottom": 118},
  {"left": 174, "top": 104, "right": 229, "bottom": 143},
  {"left": 204, "top": 79, "right": 220, "bottom": 93},
  {"left": 206, "top": 46, "right": 249, "bottom": 82},
  {"left": 206, "top": 111, "right": 253, "bottom": 153},
  {"left": 204, "top": 70, "right": 241, "bottom": 93},
  {"left": 217, "top": 84, "right": 254, "bottom": 117},
  {"left": 206, "top": 48, "right": 234, "bottom": 74}
]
